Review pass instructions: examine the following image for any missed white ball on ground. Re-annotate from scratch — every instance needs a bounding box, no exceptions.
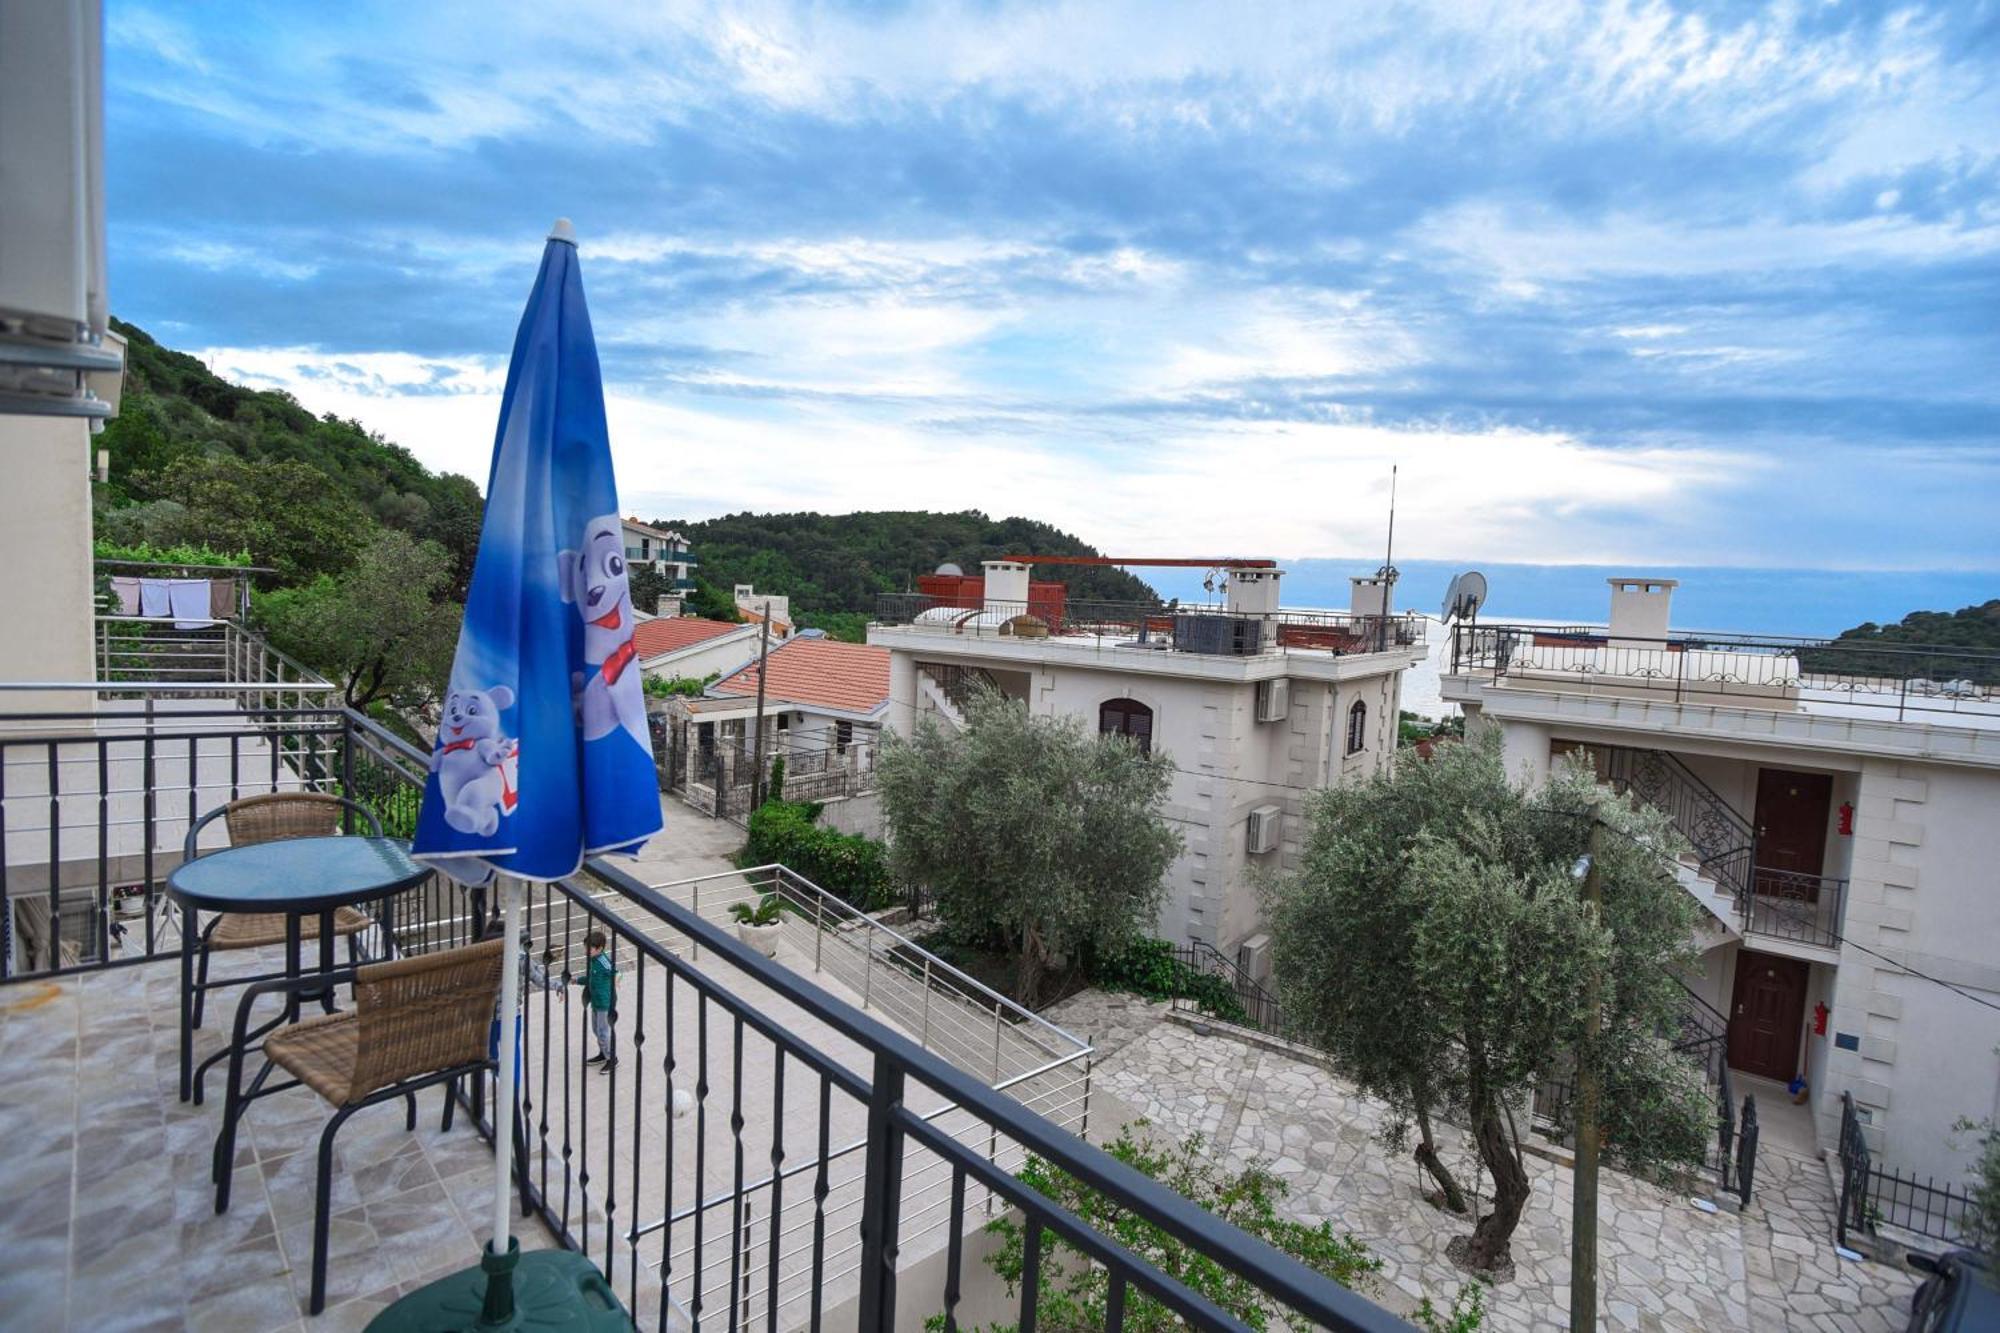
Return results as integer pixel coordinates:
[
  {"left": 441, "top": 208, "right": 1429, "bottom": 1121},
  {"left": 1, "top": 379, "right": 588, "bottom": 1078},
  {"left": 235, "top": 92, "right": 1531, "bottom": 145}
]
[{"left": 671, "top": 1087, "right": 695, "bottom": 1118}]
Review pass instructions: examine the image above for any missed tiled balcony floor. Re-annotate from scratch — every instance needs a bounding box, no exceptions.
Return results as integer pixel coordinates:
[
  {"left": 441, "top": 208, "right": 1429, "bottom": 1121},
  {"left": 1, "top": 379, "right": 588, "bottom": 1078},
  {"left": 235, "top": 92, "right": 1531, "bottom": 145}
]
[{"left": 0, "top": 953, "right": 563, "bottom": 1333}]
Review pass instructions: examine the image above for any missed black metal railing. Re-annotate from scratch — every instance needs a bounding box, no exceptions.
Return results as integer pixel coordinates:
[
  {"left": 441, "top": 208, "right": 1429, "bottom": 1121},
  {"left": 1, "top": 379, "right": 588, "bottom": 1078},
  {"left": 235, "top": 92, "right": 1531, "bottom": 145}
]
[
  {"left": 877, "top": 594, "right": 1426, "bottom": 657},
  {"left": 1451, "top": 622, "right": 2000, "bottom": 721},
  {"left": 0, "top": 687, "right": 1412, "bottom": 1332},
  {"left": 1837, "top": 1091, "right": 1974, "bottom": 1249},
  {"left": 1601, "top": 747, "right": 1754, "bottom": 875},
  {"left": 1169, "top": 940, "right": 1291, "bottom": 1036},
  {"left": 1742, "top": 867, "right": 1847, "bottom": 950}
]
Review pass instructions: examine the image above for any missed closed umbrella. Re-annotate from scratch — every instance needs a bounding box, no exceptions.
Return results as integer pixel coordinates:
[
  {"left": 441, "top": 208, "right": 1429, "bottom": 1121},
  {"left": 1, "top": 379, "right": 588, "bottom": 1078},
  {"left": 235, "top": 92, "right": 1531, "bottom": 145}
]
[{"left": 374, "top": 218, "right": 663, "bottom": 1330}]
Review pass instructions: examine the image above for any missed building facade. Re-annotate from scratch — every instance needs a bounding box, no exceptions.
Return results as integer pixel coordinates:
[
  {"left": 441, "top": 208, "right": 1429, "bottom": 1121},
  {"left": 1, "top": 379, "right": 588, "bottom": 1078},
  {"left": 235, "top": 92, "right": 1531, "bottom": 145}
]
[
  {"left": 620, "top": 518, "right": 697, "bottom": 589},
  {"left": 1442, "top": 577, "right": 2000, "bottom": 1188},
  {"left": 870, "top": 560, "right": 1424, "bottom": 957}
]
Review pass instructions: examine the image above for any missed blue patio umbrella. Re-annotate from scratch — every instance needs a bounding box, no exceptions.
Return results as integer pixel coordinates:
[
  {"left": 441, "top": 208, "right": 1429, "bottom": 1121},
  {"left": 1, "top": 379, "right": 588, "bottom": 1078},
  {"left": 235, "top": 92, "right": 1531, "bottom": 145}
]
[{"left": 378, "top": 219, "right": 661, "bottom": 1331}]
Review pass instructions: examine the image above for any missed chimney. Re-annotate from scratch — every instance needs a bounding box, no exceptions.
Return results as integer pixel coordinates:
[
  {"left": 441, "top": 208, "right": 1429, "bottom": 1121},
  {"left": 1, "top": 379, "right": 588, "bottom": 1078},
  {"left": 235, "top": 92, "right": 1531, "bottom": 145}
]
[
  {"left": 1607, "top": 577, "right": 1676, "bottom": 646},
  {"left": 1224, "top": 567, "right": 1281, "bottom": 616},
  {"left": 981, "top": 560, "right": 1031, "bottom": 612},
  {"left": 1349, "top": 575, "right": 1388, "bottom": 618},
  {"left": 1224, "top": 568, "right": 1282, "bottom": 650},
  {"left": 656, "top": 595, "right": 683, "bottom": 618}
]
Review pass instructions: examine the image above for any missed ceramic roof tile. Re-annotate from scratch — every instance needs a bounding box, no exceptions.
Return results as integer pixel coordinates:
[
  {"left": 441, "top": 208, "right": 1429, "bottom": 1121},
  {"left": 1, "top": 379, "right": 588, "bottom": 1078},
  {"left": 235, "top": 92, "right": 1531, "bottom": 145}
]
[{"left": 712, "top": 638, "right": 890, "bottom": 715}]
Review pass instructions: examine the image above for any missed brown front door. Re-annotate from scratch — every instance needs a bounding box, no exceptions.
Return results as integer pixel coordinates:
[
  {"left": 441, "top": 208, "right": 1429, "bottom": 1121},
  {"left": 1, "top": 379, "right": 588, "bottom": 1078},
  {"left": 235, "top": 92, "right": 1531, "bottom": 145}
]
[
  {"left": 1755, "top": 768, "right": 1832, "bottom": 902},
  {"left": 1729, "top": 950, "right": 1809, "bottom": 1082}
]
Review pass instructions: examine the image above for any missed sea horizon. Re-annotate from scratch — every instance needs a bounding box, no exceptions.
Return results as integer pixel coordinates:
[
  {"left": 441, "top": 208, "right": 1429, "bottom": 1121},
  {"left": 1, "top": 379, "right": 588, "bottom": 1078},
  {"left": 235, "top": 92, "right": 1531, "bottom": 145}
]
[{"left": 1143, "top": 558, "right": 1993, "bottom": 640}]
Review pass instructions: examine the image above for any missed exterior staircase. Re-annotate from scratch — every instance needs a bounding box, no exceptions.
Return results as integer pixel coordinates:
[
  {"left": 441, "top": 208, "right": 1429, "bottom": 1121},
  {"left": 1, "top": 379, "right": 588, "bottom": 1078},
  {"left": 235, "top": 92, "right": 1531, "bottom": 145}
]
[{"left": 1598, "top": 746, "right": 1755, "bottom": 940}]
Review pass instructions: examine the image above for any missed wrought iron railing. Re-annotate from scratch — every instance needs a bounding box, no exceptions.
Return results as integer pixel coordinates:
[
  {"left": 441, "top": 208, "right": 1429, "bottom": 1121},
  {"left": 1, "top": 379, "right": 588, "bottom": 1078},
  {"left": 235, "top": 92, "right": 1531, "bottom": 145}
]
[
  {"left": 877, "top": 593, "right": 1426, "bottom": 657},
  {"left": 0, "top": 685, "right": 1412, "bottom": 1331},
  {"left": 1451, "top": 622, "right": 2000, "bottom": 721},
  {"left": 1170, "top": 939, "right": 1292, "bottom": 1036},
  {"left": 1742, "top": 867, "right": 1847, "bottom": 950},
  {"left": 1837, "top": 1091, "right": 1975, "bottom": 1249}
]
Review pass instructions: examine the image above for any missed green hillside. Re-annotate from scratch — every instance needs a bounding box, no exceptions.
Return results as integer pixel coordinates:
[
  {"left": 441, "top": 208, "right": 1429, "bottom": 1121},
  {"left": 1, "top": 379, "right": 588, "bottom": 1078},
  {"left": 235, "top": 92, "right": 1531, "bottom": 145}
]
[
  {"left": 92, "top": 320, "right": 1155, "bottom": 653},
  {"left": 1804, "top": 600, "right": 2000, "bottom": 684},
  {"left": 649, "top": 510, "right": 1160, "bottom": 637}
]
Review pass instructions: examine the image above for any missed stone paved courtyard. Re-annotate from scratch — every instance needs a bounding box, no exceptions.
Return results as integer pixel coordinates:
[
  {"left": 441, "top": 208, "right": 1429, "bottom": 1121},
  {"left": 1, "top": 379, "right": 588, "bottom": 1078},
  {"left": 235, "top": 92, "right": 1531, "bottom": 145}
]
[{"left": 1045, "top": 990, "right": 1920, "bottom": 1332}]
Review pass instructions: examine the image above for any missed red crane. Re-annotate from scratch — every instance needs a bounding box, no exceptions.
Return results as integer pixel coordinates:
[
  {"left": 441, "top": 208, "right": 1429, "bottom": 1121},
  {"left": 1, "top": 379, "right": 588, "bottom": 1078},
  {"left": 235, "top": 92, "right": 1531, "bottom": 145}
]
[{"left": 998, "top": 555, "right": 1276, "bottom": 568}]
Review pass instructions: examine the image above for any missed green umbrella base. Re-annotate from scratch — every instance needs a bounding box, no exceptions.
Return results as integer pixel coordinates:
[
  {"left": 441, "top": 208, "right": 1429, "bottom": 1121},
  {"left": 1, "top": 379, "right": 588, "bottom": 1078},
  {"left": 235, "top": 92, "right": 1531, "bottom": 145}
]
[{"left": 366, "top": 1240, "right": 629, "bottom": 1332}]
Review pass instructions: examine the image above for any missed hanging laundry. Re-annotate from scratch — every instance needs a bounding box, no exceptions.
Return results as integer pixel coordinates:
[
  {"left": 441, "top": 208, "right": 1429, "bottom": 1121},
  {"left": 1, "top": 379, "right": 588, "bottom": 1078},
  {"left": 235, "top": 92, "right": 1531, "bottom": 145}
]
[
  {"left": 138, "top": 578, "right": 171, "bottom": 618},
  {"left": 109, "top": 576, "right": 141, "bottom": 616},
  {"left": 208, "top": 578, "right": 239, "bottom": 622},
  {"left": 167, "top": 578, "right": 211, "bottom": 629}
]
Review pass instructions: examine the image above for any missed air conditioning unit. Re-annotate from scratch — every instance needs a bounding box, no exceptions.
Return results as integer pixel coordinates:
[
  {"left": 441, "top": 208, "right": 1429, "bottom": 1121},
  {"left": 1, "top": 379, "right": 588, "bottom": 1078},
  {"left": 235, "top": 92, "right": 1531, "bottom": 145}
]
[
  {"left": 1245, "top": 804, "right": 1281, "bottom": 855},
  {"left": 1173, "top": 613, "right": 1262, "bottom": 656},
  {"left": 1255, "top": 677, "right": 1289, "bottom": 722},
  {"left": 1236, "top": 933, "right": 1272, "bottom": 987}
]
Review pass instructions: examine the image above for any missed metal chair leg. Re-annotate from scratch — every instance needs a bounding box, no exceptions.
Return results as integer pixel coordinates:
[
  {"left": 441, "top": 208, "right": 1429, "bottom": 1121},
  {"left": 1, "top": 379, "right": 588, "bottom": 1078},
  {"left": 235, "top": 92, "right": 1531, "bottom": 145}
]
[
  {"left": 405, "top": 1090, "right": 417, "bottom": 1132},
  {"left": 192, "top": 940, "right": 213, "bottom": 1028},
  {"left": 310, "top": 1104, "right": 360, "bottom": 1316},
  {"left": 441, "top": 1078, "right": 457, "bottom": 1133}
]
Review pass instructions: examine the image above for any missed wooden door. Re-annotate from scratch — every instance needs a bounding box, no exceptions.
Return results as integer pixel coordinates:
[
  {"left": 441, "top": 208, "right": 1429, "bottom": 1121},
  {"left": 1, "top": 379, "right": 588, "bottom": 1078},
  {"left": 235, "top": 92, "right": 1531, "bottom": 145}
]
[
  {"left": 1755, "top": 768, "right": 1832, "bottom": 903},
  {"left": 1728, "top": 951, "right": 1809, "bottom": 1082}
]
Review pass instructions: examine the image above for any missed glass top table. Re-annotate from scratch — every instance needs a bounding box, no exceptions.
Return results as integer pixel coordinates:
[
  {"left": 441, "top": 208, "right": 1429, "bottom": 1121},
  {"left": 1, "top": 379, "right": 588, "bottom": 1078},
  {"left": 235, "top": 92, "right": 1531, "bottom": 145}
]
[
  {"left": 167, "top": 836, "right": 429, "bottom": 914},
  {"left": 167, "top": 835, "right": 435, "bottom": 1102}
]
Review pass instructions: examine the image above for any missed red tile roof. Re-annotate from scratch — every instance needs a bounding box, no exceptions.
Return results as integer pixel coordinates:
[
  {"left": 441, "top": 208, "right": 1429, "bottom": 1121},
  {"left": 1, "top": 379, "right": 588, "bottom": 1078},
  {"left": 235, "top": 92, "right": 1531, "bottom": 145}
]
[
  {"left": 632, "top": 617, "right": 750, "bottom": 660},
  {"left": 713, "top": 637, "right": 890, "bottom": 715}
]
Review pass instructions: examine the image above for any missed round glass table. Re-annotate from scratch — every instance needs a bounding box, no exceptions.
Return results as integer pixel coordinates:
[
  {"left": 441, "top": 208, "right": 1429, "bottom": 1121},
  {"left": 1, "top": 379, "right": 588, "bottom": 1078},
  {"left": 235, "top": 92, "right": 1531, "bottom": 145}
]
[{"left": 168, "top": 835, "right": 432, "bottom": 1102}]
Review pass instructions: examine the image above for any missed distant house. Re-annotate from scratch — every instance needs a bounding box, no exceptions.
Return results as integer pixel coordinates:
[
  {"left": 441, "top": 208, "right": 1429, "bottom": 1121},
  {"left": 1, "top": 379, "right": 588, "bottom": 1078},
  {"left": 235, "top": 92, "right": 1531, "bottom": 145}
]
[
  {"left": 620, "top": 518, "right": 698, "bottom": 591},
  {"left": 734, "top": 584, "right": 793, "bottom": 639},
  {"left": 662, "top": 635, "right": 890, "bottom": 816},
  {"left": 633, "top": 616, "right": 759, "bottom": 685}
]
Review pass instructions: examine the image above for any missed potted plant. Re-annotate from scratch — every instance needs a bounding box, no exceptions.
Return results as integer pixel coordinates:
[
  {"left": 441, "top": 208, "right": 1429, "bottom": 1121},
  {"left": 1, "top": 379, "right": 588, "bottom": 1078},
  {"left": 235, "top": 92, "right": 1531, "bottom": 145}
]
[{"left": 730, "top": 894, "right": 785, "bottom": 956}]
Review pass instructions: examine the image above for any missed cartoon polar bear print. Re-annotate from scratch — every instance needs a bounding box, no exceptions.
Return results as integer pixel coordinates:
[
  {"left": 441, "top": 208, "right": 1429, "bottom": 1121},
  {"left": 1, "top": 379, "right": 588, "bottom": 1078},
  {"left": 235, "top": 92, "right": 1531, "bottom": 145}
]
[
  {"left": 431, "top": 685, "right": 519, "bottom": 836},
  {"left": 558, "top": 514, "right": 649, "bottom": 753}
]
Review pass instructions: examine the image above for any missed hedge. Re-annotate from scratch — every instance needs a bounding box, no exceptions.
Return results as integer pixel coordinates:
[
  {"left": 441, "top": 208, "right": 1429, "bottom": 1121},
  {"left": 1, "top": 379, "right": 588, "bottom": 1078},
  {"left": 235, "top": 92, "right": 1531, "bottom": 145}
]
[
  {"left": 744, "top": 799, "right": 893, "bottom": 910},
  {"left": 1090, "top": 937, "right": 1249, "bottom": 1024}
]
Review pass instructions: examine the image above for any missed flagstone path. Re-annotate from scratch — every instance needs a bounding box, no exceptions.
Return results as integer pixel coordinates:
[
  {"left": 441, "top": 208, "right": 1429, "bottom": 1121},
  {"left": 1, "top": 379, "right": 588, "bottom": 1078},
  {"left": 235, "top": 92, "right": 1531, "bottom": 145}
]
[{"left": 1043, "top": 991, "right": 1920, "bottom": 1332}]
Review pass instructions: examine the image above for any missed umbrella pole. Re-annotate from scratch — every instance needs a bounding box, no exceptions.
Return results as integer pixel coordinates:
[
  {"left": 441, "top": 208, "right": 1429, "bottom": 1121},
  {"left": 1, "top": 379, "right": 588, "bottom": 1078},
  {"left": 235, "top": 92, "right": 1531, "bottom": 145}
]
[{"left": 481, "top": 873, "right": 522, "bottom": 1323}]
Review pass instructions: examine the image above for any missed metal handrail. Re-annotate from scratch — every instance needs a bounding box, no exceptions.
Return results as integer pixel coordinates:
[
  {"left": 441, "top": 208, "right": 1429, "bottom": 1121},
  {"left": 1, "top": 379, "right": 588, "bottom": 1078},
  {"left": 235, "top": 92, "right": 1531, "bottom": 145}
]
[
  {"left": 581, "top": 853, "right": 1411, "bottom": 1332},
  {"left": 645, "top": 862, "right": 1089, "bottom": 1057}
]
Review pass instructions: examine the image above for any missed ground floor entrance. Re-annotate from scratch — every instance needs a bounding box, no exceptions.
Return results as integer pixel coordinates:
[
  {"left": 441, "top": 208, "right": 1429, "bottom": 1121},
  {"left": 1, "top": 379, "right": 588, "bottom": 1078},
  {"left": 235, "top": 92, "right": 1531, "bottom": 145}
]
[{"left": 1728, "top": 949, "right": 1810, "bottom": 1083}]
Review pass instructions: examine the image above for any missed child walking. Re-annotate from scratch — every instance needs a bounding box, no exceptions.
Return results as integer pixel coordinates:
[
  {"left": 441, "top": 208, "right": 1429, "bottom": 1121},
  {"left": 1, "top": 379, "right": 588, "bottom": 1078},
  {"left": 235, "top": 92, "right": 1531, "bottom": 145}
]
[{"left": 577, "top": 930, "right": 617, "bottom": 1072}]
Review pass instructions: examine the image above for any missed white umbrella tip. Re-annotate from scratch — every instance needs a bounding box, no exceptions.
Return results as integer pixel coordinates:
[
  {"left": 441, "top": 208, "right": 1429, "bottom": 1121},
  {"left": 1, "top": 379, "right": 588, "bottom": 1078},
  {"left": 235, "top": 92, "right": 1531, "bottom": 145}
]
[{"left": 548, "top": 217, "right": 577, "bottom": 245}]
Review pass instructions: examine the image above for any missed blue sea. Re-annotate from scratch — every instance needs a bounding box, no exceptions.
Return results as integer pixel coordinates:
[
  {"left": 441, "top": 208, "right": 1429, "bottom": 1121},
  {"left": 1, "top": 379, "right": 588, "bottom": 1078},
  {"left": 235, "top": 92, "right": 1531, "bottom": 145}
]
[
  {"left": 1144, "top": 559, "right": 1993, "bottom": 639},
  {"left": 1143, "top": 560, "right": 1995, "bottom": 721}
]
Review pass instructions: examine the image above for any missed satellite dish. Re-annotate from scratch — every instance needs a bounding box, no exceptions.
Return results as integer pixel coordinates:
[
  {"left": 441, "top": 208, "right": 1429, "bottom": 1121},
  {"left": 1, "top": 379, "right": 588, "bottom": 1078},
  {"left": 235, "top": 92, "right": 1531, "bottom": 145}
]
[
  {"left": 936, "top": 562, "right": 963, "bottom": 577},
  {"left": 1441, "top": 571, "right": 1487, "bottom": 623}
]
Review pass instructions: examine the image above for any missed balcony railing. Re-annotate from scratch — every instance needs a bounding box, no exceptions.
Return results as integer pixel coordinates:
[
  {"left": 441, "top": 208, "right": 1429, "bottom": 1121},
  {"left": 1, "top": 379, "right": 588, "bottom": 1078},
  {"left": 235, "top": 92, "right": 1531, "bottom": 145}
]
[
  {"left": 1451, "top": 622, "right": 2000, "bottom": 722},
  {"left": 876, "top": 593, "right": 1426, "bottom": 657},
  {"left": 1742, "top": 867, "right": 1846, "bottom": 950},
  {"left": 0, "top": 686, "right": 1410, "bottom": 1331}
]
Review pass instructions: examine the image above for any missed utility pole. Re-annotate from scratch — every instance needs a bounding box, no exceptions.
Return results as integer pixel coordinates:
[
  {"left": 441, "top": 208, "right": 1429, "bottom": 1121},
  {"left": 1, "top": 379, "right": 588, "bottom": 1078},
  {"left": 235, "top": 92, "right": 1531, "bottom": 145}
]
[
  {"left": 1570, "top": 815, "right": 1605, "bottom": 1333},
  {"left": 748, "top": 602, "right": 772, "bottom": 809}
]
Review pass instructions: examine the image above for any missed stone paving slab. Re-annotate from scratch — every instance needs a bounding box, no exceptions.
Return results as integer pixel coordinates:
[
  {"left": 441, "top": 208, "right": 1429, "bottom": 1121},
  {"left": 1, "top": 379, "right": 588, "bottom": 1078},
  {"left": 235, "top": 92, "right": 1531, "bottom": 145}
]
[{"left": 1068, "top": 993, "right": 1919, "bottom": 1332}]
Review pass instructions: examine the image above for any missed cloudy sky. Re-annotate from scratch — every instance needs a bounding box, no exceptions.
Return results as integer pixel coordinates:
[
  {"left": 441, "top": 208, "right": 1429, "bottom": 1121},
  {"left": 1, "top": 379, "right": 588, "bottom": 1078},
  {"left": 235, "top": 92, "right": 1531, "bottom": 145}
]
[{"left": 107, "top": 1, "right": 1998, "bottom": 571}]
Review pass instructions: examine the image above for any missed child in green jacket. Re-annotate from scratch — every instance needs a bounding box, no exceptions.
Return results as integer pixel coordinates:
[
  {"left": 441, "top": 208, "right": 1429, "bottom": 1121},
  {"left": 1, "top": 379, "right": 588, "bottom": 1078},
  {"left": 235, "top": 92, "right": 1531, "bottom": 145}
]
[{"left": 578, "top": 930, "right": 617, "bottom": 1072}]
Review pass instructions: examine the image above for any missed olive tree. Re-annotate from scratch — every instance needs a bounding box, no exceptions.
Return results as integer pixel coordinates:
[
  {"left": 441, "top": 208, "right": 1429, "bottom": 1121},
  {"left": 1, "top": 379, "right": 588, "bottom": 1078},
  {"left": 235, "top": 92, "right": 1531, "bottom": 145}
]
[
  {"left": 876, "top": 687, "right": 1181, "bottom": 1004},
  {"left": 1264, "top": 732, "right": 1712, "bottom": 1273}
]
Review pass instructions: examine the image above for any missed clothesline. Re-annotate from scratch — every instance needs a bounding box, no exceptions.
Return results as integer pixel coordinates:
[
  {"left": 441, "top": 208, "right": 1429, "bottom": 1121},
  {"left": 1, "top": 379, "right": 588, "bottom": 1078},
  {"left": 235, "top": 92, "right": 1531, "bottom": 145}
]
[{"left": 106, "top": 576, "right": 238, "bottom": 629}]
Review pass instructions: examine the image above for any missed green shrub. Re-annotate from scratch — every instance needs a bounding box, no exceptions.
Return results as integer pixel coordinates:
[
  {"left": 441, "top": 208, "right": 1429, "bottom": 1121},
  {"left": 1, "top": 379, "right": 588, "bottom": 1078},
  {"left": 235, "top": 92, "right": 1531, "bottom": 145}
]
[
  {"left": 1090, "top": 937, "right": 1250, "bottom": 1025},
  {"left": 744, "top": 800, "right": 892, "bottom": 909}
]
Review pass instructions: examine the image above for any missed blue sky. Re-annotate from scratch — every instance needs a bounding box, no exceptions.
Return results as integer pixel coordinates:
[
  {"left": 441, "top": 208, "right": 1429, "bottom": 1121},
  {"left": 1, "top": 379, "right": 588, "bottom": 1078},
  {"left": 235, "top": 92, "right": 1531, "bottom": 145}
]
[{"left": 106, "top": 1, "right": 1999, "bottom": 571}]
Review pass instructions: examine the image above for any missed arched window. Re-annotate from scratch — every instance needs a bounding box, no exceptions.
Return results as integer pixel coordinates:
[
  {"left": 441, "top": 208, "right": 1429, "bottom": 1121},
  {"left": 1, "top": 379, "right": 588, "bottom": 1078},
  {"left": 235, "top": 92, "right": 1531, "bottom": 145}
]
[
  {"left": 1099, "top": 698, "right": 1154, "bottom": 756},
  {"left": 1346, "top": 700, "right": 1367, "bottom": 755}
]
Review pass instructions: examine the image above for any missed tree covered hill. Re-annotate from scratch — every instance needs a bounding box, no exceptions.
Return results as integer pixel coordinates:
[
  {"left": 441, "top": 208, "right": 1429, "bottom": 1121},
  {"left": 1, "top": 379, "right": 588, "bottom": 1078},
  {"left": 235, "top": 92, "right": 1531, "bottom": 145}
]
[
  {"left": 650, "top": 510, "right": 1161, "bottom": 630},
  {"left": 1807, "top": 600, "right": 2000, "bottom": 684},
  {"left": 97, "top": 318, "right": 484, "bottom": 589}
]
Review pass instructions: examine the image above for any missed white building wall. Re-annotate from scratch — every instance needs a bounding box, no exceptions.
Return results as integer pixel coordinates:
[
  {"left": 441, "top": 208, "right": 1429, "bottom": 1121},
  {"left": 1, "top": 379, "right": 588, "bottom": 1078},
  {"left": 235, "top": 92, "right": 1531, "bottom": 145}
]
[
  {"left": 639, "top": 631, "right": 760, "bottom": 686},
  {"left": 1822, "top": 760, "right": 2000, "bottom": 1181},
  {"left": 0, "top": 415, "right": 96, "bottom": 713}
]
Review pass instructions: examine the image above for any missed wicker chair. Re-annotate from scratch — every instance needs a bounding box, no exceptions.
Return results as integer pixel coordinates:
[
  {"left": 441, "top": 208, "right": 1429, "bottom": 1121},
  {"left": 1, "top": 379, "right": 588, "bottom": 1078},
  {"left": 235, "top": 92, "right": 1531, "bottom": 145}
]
[
  {"left": 182, "top": 792, "right": 384, "bottom": 1029},
  {"left": 212, "top": 938, "right": 507, "bottom": 1314}
]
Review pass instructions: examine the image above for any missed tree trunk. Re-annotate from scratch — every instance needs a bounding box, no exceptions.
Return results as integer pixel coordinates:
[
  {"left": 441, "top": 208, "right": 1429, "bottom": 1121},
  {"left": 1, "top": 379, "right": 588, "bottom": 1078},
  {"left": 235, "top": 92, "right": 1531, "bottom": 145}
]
[
  {"left": 1413, "top": 1103, "right": 1469, "bottom": 1214},
  {"left": 1463, "top": 1099, "right": 1531, "bottom": 1270},
  {"left": 1015, "top": 921, "right": 1046, "bottom": 1006}
]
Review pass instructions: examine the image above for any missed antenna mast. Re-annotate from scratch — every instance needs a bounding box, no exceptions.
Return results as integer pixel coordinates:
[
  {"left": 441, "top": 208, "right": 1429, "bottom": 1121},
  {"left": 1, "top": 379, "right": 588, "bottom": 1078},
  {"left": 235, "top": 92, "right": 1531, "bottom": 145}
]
[{"left": 1379, "top": 464, "right": 1398, "bottom": 651}]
